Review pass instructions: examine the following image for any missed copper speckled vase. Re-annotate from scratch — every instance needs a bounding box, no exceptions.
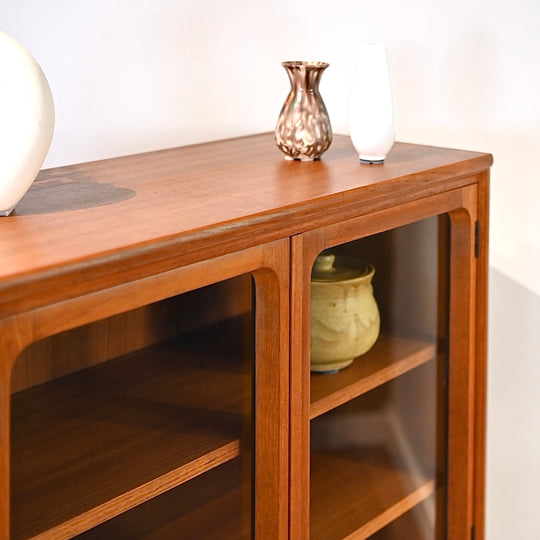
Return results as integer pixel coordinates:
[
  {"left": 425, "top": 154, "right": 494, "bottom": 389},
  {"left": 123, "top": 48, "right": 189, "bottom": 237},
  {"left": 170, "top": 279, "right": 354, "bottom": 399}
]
[{"left": 275, "top": 61, "right": 332, "bottom": 161}]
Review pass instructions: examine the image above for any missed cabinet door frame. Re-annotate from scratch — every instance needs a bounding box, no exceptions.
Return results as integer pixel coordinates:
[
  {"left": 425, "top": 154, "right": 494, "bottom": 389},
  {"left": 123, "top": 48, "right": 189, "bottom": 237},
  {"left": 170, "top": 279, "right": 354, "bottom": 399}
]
[
  {"left": 0, "top": 238, "right": 290, "bottom": 539},
  {"left": 290, "top": 183, "right": 485, "bottom": 539}
]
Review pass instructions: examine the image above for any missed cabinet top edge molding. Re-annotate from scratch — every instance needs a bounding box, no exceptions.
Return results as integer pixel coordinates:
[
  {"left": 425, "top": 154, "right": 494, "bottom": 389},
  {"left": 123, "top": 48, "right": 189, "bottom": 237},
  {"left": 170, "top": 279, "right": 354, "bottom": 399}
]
[{"left": 0, "top": 133, "right": 491, "bottom": 309}]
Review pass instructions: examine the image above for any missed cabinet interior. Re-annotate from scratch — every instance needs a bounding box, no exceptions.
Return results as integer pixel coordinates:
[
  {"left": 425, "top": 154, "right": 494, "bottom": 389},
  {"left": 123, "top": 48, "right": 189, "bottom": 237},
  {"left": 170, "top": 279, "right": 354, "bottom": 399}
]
[
  {"left": 309, "top": 215, "right": 449, "bottom": 539},
  {"left": 10, "top": 275, "right": 254, "bottom": 539}
]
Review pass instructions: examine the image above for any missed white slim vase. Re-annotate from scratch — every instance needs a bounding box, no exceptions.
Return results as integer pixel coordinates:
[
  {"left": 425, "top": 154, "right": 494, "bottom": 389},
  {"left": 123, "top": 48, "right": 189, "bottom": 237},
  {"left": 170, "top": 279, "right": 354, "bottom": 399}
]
[
  {"left": 0, "top": 31, "right": 55, "bottom": 216},
  {"left": 349, "top": 43, "right": 395, "bottom": 164}
]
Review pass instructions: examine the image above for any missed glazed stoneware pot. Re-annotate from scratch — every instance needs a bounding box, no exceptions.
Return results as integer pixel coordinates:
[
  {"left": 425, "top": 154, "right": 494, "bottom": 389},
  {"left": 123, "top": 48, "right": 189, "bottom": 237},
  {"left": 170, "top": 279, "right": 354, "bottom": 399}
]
[{"left": 310, "top": 252, "right": 380, "bottom": 373}]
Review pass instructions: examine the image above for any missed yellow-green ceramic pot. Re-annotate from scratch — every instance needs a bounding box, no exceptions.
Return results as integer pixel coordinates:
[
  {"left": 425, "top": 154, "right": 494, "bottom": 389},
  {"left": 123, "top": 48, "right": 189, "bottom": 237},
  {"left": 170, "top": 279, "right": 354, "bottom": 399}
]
[{"left": 310, "top": 253, "right": 380, "bottom": 373}]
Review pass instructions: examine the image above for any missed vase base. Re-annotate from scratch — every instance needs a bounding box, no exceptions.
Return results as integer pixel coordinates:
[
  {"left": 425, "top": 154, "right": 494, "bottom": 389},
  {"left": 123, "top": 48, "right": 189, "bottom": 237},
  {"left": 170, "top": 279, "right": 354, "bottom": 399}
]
[
  {"left": 310, "top": 357, "right": 354, "bottom": 373},
  {"left": 359, "top": 158, "right": 385, "bottom": 165},
  {"left": 0, "top": 207, "right": 15, "bottom": 217},
  {"left": 284, "top": 156, "right": 321, "bottom": 162}
]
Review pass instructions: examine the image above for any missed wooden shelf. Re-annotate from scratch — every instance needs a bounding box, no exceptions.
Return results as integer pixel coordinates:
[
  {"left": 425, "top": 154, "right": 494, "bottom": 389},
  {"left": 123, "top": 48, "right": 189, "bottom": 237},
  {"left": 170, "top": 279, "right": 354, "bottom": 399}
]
[
  {"left": 369, "top": 508, "right": 427, "bottom": 539},
  {"left": 10, "top": 323, "right": 251, "bottom": 540},
  {"left": 77, "top": 458, "right": 250, "bottom": 539},
  {"left": 310, "top": 334, "right": 436, "bottom": 419},
  {"left": 310, "top": 447, "right": 434, "bottom": 540}
]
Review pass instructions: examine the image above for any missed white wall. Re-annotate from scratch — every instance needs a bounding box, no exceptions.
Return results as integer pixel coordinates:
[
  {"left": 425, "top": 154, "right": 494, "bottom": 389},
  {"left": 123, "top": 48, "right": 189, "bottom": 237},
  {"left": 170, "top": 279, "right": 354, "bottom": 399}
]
[{"left": 3, "top": 0, "right": 539, "bottom": 537}]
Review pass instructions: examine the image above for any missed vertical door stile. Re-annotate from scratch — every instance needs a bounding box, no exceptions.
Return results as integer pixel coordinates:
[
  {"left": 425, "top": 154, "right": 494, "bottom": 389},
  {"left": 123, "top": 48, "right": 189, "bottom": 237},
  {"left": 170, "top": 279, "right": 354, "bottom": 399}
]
[
  {"left": 0, "top": 346, "right": 10, "bottom": 540},
  {"left": 290, "top": 231, "right": 326, "bottom": 540},
  {"left": 0, "top": 316, "right": 30, "bottom": 540},
  {"left": 446, "top": 184, "right": 478, "bottom": 539},
  {"left": 252, "top": 238, "right": 291, "bottom": 539}
]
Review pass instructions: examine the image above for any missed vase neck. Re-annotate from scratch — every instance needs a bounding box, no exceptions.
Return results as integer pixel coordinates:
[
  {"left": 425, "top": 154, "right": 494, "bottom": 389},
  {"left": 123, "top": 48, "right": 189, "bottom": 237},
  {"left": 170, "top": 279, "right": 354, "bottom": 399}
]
[{"left": 282, "top": 62, "right": 327, "bottom": 93}]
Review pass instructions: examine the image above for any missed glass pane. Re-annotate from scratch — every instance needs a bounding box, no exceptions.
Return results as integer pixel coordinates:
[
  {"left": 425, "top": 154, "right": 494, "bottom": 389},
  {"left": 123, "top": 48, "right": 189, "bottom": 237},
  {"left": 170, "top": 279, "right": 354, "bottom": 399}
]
[
  {"left": 11, "top": 276, "right": 254, "bottom": 540},
  {"left": 310, "top": 216, "right": 448, "bottom": 539}
]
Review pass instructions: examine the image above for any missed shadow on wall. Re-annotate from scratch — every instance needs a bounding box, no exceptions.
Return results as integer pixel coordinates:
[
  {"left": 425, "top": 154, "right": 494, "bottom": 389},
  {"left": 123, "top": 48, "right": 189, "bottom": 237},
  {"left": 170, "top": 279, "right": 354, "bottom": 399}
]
[{"left": 486, "top": 267, "right": 540, "bottom": 540}]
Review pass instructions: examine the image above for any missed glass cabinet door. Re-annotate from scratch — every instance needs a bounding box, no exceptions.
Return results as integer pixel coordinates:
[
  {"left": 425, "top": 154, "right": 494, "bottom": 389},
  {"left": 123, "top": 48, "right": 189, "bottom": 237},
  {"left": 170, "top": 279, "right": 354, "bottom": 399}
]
[
  {"left": 303, "top": 214, "right": 454, "bottom": 539},
  {"left": 5, "top": 239, "right": 289, "bottom": 540},
  {"left": 10, "top": 276, "right": 255, "bottom": 539}
]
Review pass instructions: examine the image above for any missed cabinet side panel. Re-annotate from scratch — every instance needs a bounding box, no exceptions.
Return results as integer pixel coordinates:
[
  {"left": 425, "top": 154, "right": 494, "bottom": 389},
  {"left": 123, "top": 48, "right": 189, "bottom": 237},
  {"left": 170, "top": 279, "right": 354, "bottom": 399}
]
[{"left": 473, "top": 172, "right": 490, "bottom": 539}]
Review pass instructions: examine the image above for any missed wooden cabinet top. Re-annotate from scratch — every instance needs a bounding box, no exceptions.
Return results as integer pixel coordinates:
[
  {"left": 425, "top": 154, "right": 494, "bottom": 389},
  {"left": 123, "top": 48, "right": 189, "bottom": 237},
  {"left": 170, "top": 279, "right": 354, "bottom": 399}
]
[{"left": 0, "top": 133, "right": 492, "bottom": 316}]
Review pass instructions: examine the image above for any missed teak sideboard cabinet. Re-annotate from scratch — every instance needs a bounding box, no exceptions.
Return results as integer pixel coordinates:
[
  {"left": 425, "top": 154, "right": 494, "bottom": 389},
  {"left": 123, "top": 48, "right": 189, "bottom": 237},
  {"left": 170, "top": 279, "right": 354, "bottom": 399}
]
[{"left": 0, "top": 134, "right": 491, "bottom": 540}]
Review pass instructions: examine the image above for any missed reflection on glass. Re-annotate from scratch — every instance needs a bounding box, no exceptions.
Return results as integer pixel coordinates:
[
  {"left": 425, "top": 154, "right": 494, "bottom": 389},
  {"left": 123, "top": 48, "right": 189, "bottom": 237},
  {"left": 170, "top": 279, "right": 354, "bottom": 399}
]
[
  {"left": 310, "top": 216, "right": 448, "bottom": 539},
  {"left": 12, "top": 276, "right": 254, "bottom": 539}
]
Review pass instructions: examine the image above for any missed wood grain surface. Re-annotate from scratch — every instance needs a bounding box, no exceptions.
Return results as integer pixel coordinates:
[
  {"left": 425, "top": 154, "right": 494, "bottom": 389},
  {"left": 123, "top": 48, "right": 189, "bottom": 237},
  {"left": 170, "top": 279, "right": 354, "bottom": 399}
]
[{"left": 0, "top": 134, "right": 491, "bottom": 318}]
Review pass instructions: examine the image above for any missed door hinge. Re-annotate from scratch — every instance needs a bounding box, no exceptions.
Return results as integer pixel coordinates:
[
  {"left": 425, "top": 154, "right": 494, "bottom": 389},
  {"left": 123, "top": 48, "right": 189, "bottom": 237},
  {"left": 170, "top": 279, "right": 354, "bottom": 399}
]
[{"left": 474, "top": 220, "right": 480, "bottom": 258}]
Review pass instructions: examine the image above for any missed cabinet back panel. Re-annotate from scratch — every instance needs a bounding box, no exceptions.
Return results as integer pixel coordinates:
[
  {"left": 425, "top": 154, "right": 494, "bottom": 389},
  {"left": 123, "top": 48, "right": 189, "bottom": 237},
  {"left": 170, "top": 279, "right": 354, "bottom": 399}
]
[
  {"left": 330, "top": 215, "right": 443, "bottom": 341},
  {"left": 11, "top": 276, "right": 252, "bottom": 393}
]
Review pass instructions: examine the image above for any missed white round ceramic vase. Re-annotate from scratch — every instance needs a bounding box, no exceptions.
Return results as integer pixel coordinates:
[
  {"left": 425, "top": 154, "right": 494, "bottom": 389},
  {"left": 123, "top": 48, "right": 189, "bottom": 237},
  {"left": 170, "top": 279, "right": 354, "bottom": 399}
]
[
  {"left": 0, "top": 30, "right": 55, "bottom": 216},
  {"left": 349, "top": 43, "right": 395, "bottom": 164}
]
